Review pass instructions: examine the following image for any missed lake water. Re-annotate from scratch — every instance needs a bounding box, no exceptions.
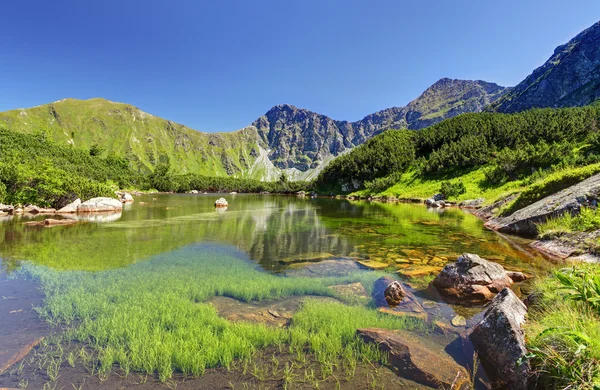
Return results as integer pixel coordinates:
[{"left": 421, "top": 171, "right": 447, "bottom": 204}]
[{"left": 0, "top": 194, "right": 550, "bottom": 389}]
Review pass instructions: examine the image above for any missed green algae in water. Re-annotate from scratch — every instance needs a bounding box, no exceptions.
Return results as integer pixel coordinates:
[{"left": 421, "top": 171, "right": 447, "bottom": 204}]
[{"left": 16, "top": 244, "right": 426, "bottom": 381}]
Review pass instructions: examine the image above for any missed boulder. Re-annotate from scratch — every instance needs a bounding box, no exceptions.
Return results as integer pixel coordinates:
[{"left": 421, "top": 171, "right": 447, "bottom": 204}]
[
  {"left": 119, "top": 193, "right": 134, "bottom": 203},
  {"left": 458, "top": 198, "right": 485, "bottom": 209},
  {"left": 485, "top": 173, "right": 600, "bottom": 236},
  {"left": 357, "top": 328, "right": 471, "bottom": 389},
  {"left": 432, "top": 254, "right": 525, "bottom": 305},
  {"left": 296, "top": 191, "right": 306, "bottom": 196},
  {"left": 469, "top": 288, "right": 530, "bottom": 390},
  {"left": 190, "top": 190, "right": 199, "bottom": 194},
  {"left": 77, "top": 197, "right": 123, "bottom": 213},
  {"left": 214, "top": 198, "right": 228, "bottom": 208},
  {"left": 57, "top": 198, "right": 81, "bottom": 213},
  {"left": 0, "top": 205, "right": 14, "bottom": 213}
]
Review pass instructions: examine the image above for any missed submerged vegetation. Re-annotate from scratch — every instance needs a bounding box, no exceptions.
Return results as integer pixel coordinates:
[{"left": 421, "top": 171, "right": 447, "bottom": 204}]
[
  {"left": 526, "top": 264, "right": 600, "bottom": 389},
  {"left": 15, "top": 245, "right": 425, "bottom": 383}
]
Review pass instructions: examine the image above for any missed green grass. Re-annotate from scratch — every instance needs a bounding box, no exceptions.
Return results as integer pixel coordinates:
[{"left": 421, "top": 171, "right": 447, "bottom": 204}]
[
  {"left": 502, "top": 163, "right": 600, "bottom": 215},
  {"left": 15, "top": 244, "right": 426, "bottom": 381},
  {"left": 537, "top": 207, "right": 600, "bottom": 239},
  {"left": 526, "top": 264, "right": 600, "bottom": 389},
  {"left": 0, "top": 98, "right": 265, "bottom": 179},
  {"left": 355, "top": 168, "right": 524, "bottom": 204}
]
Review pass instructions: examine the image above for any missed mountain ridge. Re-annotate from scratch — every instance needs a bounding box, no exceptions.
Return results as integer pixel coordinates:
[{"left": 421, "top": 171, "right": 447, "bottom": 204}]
[
  {"left": 490, "top": 21, "right": 600, "bottom": 112},
  {"left": 0, "top": 78, "right": 509, "bottom": 181}
]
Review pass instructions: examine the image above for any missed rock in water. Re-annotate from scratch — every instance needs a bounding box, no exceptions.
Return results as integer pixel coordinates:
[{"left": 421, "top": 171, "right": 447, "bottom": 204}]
[
  {"left": 469, "top": 288, "right": 530, "bottom": 390},
  {"left": 357, "top": 328, "right": 471, "bottom": 389},
  {"left": 77, "top": 197, "right": 123, "bottom": 213},
  {"left": 372, "top": 276, "right": 423, "bottom": 314},
  {"left": 57, "top": 198, "right": 81, "bottom": 213},
  {"left": 384, "top": 281, "right": 405, "bottom": 307},
  {"left": 119, "top": 193, "right": 134, "bottom": 203},
  {"left": 432, "top": 253, "right": 521, "bottom": 305},
  {"left": 214, "top": 198, "right": 228, "bottom": 208},
  {"left": 24, "top": 205, "right": 56, "bottom": 214}
]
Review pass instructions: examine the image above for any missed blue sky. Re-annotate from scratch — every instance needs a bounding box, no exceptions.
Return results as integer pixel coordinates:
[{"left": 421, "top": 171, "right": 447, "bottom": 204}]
[{"left": 1, "top": 1, "right": 599, "bottom": 132}]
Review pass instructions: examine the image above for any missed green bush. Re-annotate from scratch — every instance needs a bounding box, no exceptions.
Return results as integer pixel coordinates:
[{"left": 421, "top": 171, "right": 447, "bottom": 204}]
[
  {"left": 439, "top": 180, "right": 466, "bottom": 199},
  {"left": 316, "top": 103, "right": 600, "bottom": 193}
]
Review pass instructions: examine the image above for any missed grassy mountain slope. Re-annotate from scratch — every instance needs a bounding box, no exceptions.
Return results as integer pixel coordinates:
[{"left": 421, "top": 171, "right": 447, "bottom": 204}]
[
  {"left": 0, "top": 98, "right": 265, "bottom": 178},
  {"left": 314, "top": 103, "right": 600, "bottom": 205}
]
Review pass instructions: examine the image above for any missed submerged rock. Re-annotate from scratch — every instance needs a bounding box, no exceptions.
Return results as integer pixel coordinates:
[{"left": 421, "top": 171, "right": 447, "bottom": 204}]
[
  {"left": 432, "top": 254, "right": 526, "bottom": 305},
  {"left": 469, "top": 288, "right": 530, "bottom": 390},
  {"left": 215, "top": 197, "right": 228, "bottom": 208},
  {"left": 57, "top": 198, "right": 81, "bottom": 213},
  {"left": 328, "top": 282, "right": 369, "bottom": 299},
  {"left": 24, "top": 205, "right": 56, "bottom": 214},
  {"left": 24, "top": 218, "right": 78, "bottom": 227},
  {"left": 286, "top": 259, "right": 362, "bottom": 278},
  {"left": 357, "top": 328, "right": 471, "bottom": 389},
  {"left": 77, "top": 197, "right": 123, "bottom": 213}
]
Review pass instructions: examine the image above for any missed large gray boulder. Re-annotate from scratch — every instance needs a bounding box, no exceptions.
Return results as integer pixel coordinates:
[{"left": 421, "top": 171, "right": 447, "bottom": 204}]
[
  {"left": 485, "top": 173, "right": 600, "bottom": 236},
  {"left": 57, "top": 198, "right": 81, "bottom": 213},
  {"left": 469, "top": 288, "right": 530, "bottom": 390},
  {"left": 357, "top": 328, "right": 471, "bottom": 389},
  {"left": 432, "top": 254, "right": 526, "bottom": 305},
  {"left": 77, "top": 197, "right": 123, "bottom": 213}
]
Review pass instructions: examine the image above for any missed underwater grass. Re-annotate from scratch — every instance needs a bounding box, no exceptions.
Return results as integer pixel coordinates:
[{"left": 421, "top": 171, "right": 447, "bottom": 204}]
[
  {"left": 16, "top": 243, "right": 425, "bottom": 381},
  {"left": 526, "top": 264, "right": 600, "bottom": 389}
]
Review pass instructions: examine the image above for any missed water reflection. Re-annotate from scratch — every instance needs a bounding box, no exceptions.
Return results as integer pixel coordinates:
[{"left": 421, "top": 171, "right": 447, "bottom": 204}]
[{"left": 0, "top": 194, "right": 548, "bottom": 274}]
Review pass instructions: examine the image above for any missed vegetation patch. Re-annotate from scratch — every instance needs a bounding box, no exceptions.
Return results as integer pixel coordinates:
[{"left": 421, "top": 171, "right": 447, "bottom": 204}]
[
  {"left": 15, "top": 244, "right": 426, "bottom": 382},
  {"left": 537, "top": 207, "right": 600, "bottom": 239},
  {"left": 526, "top": 264, "right": 600, "bottom": 389}
]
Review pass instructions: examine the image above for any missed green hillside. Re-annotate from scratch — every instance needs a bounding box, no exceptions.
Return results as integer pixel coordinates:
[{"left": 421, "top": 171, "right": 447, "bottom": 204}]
[
  {"left": 0, "top": 98, "right": 264, "bottom": 178},
  {"left": 314, "top": 102, "right": 600, "bottom": 205}
]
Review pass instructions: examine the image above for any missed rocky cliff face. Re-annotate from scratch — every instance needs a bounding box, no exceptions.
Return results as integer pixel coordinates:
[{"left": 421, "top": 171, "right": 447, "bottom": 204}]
[
  {"left": 252, "top": 79, "right": 509, "bottom": 170},
  {"left": 490, "top": 21, "right": 600, "bottom": 113}
]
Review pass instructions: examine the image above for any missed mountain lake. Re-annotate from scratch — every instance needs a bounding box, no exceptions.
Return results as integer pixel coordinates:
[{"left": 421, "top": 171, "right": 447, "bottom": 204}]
[{"left": 0, "top": 194, "right": 551, "bottom": 389}]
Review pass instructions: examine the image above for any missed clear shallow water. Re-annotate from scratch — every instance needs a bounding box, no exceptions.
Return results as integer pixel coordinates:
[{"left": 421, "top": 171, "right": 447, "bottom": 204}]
[
  {"left": 0, "top": 194, "right": 552, "bottom": 389},
  {"left": 0, "top": 194, "right": 547, "bottom": 274}
]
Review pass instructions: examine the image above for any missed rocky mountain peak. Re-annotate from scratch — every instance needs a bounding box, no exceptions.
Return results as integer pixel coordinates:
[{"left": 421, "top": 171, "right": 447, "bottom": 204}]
[{"left": 490, "top": 21, "right": 600, "bottom": 113}]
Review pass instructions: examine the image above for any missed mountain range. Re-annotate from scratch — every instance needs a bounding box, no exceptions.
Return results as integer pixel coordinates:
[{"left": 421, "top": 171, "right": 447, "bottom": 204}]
[
  {"left": 0, "top": 79, "right": 509, "bottom": 181},
  {"left": 1, "top": 21, "right": 600, "bottom": 181}
]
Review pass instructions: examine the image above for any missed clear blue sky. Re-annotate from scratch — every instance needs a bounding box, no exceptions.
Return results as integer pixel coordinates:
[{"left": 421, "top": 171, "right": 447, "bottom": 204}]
[{"left": 1, "top": 1, "right": 598, "bottom": 132}]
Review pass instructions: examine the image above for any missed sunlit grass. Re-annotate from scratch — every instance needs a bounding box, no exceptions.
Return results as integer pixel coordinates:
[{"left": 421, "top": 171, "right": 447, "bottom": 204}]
[
  {"left": 16, "top": 244, "right": 426, "bottom": 381},
  {"left": 537, "top": 207, "right": 600, "bottom": 239},
  {"left": 525, "top": 264, "right": 600, "bottom": 389}
]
